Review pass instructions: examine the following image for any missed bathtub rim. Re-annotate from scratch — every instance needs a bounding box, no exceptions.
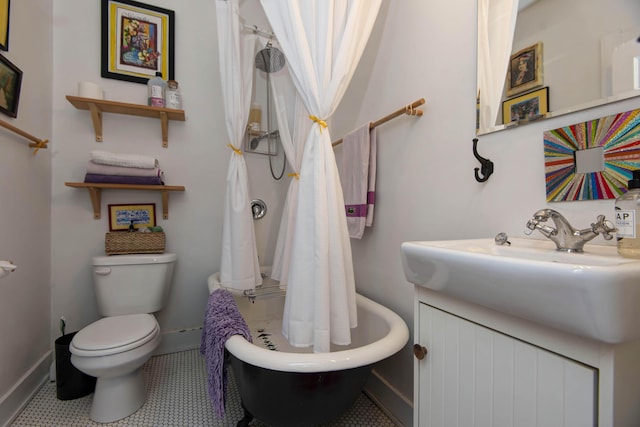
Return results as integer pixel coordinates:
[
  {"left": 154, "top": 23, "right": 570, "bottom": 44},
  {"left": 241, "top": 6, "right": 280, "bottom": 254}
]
[{"left": 207, "top": 272, "right": 409, "bottom": 373}]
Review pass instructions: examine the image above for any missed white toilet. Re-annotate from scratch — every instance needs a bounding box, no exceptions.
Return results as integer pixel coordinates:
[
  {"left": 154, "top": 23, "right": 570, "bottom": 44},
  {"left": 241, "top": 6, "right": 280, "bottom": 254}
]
[{"left": 70, "top": 253, "right": 176, "bottom": 423}]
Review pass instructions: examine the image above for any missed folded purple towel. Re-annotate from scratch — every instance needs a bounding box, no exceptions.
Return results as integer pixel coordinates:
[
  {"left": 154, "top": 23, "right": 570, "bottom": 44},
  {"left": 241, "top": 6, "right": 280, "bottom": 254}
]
[
  {"left": 83, "top": 173, "right": 164, "bottom": 185},
  {"left": 200, "top": 288, "right": 252, "bottom": 418}
]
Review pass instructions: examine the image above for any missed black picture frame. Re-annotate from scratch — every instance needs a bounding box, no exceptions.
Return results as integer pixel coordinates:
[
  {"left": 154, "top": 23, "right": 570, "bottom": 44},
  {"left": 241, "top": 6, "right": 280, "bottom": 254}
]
[
  {"left": 0, "top": 53, "right": 21, "bottom": 117},
  {"left": 502, "top": 86, "right": 549, "bottom": 124},
  {"left": 0, "top": 0, "right": 10, "bottom": 51},
  {"left": 101, "top": 0, "right": 175, "bottom": 84}
]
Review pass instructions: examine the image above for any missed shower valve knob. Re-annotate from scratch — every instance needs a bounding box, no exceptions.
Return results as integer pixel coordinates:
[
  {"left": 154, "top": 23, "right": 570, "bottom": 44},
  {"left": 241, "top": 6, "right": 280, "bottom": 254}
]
[{"left": 413, "top": 344, "right": 428, "bottom": 360}]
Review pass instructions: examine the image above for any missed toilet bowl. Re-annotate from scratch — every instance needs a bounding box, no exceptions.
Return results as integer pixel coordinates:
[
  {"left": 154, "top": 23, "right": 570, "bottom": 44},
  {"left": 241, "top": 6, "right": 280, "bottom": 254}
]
[
  {"left": 69, "top": 253, "right": 176, "bottom": 423},
  {"left": 70, "top": 314, "right": 160, "bottom": 423}
]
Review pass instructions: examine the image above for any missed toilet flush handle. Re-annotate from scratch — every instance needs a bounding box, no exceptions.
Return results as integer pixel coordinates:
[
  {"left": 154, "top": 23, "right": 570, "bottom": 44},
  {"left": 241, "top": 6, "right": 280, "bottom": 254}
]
[{"left": 94, "top": 267, "right": 111, "bottom": 275}]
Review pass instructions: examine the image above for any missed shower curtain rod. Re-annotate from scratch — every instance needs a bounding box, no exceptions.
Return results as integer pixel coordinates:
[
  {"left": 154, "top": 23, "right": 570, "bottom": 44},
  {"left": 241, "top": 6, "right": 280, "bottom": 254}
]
[
  {"left": 332, "top": 98, "right": 425, "bottom": 147},
  {"left": 242, "top": 23, "right": 275, "bottom": 40}
]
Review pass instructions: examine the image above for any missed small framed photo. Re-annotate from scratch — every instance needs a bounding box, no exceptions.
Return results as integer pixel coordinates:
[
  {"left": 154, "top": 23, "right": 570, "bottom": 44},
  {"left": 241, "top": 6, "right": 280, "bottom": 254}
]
[
  {"left": 503, "top": 86, "right": 549, "bottom": 124},
  {"left": 0, "top": 0, "right": 10, "bottom": 51},
  {"left": 0, "top": 53, "right": 21, "bottom": 118},
  {"left": 108, "top": 203, "right": 156, "bottom": 231},
  {"left": 101, "top": 0, "right": 175, "bottom": 84},
  {"left": 507, "top": 42, "right": 543, "bottom": 97}
]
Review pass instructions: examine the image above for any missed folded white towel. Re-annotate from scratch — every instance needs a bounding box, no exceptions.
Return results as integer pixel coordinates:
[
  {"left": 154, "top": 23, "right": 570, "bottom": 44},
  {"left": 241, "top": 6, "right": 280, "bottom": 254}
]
[
  {"left": 90, "top": 150, "right": 159, "bottom": 169},
  {"left": 339, "top": 123, "right": 377, "bottom": 239},
  {"left": 85, "top": 161, "right": 163, "bottom": 177}
]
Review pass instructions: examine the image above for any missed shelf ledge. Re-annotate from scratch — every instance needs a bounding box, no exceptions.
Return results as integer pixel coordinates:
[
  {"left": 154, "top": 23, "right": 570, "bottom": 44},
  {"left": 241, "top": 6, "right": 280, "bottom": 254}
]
[
  {"left": 65, "top": 182, "right": 185, "bottom": 219},
  {"left": 66, "top": 96, "right": 185, "bottom": 147}
]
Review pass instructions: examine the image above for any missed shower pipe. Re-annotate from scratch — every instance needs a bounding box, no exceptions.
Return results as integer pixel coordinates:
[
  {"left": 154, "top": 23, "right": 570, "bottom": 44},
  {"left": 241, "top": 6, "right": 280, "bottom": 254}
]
[{"left": 331, "top": 97, "right": 425, "bottom": 147}]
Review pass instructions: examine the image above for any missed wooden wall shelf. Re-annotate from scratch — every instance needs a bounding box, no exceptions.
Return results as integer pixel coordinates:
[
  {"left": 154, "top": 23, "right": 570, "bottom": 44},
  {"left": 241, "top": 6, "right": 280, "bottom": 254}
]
[
  {"left": 65, "top": 182, "right": 185, "bottom": 220},
  {"left": 66, "top": 96, "right": 185, "bottom": 147}
]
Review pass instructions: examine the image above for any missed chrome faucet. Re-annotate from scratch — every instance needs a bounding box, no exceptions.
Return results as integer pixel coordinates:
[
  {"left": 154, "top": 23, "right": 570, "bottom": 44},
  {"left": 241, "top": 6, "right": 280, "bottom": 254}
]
[{"left": 525, "top": 209, "right": 616, "bottom": 252}]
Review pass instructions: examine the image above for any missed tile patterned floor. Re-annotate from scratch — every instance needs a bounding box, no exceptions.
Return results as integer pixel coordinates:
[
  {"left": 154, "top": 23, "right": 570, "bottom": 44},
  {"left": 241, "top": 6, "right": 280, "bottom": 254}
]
[{"left": 11, "top": 348, "right": 398, "bottom": 426}]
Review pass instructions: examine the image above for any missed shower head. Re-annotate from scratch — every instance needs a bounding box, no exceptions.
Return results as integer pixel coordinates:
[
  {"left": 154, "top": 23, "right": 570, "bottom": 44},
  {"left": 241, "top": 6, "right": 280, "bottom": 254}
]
[{"left": 255, "top": 42, "right": 286, "bottom": 73}]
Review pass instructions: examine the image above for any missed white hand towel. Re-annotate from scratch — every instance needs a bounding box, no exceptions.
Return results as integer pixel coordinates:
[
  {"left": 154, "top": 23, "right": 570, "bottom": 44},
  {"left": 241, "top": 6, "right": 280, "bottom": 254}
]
[
  {"left": 339, "top": 123, "right": 377, "bottom": 239},
  {"left": 90, "top": 150, "right": 159, "bottom": 169},
  {"left": 366, "top": 128, "right": 377, "bottom": 227}
]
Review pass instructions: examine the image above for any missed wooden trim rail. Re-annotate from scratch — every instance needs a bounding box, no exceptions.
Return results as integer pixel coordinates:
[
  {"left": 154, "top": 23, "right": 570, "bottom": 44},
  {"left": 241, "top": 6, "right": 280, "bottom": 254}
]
[
  {"left": 0, "top": 119, "right": 49, "bottom": 155},
  {"left": 332, "top": 98, "right": 425, "bottom": 147}
]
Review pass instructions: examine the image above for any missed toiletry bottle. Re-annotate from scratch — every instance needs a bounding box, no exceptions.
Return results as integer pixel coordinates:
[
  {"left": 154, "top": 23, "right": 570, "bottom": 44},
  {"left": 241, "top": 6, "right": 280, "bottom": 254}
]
[
  {"left": 147, "top": 72, "right": 166, "bottom": 107},
  {"left": 165, "top": 80, "right": 182, "bottom": 109},
  {"left": 248, "top": 103, "right": 262, "bottom": 134},
  {"left": 615, "top": 169, "right": 640, "bottom": 258}
]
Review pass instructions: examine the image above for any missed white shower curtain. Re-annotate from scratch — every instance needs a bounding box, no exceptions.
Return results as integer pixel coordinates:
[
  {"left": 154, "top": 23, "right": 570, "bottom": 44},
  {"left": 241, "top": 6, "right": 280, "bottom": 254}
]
[
  {"left": 477, "top": 0, "right": 518, "bottom": 131},
  {"left": 260, "top": 0, "right": 382, "bottom": 352},
  {"left": 269, "top": 86, "right": 310, "bottom": 287},
  {"left": 215, "top": 0, "right": 262, "bottom": 291}
]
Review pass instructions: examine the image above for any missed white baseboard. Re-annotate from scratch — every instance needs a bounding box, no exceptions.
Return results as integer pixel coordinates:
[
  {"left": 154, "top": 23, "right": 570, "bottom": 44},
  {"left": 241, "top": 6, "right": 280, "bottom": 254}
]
[
  {"left": 154, "top": 326, "right": 202, "bottom": 355},
  {"left": 364, "top": 368, "right": 413, "bottom": 427},
  {"left": 0, "top": 351, "right": 52, "bottom": 427}
]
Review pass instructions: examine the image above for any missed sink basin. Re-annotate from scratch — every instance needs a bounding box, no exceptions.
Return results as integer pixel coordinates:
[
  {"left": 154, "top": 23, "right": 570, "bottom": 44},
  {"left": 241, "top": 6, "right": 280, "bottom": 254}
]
[{"left": 401, "top": 237, "right": 640, "bottom": 344}]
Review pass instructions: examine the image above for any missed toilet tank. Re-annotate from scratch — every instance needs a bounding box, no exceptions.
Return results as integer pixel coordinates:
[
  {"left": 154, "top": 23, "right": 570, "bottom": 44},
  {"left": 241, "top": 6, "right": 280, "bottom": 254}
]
[{"left": 92, "top": 253, "right": 177, "bottom": 317}]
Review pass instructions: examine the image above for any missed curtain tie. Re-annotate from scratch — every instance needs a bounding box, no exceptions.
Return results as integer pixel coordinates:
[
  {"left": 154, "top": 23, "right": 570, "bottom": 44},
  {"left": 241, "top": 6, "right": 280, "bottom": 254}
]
[
  {"left": 288, "top": 172, "right": 299, "bottom": 180},
  {"left": 227, "top": 143, "right": 242, "bottom": 155},
  {"left": 309, "top": 115, "right": 328, "bottom": 133}
]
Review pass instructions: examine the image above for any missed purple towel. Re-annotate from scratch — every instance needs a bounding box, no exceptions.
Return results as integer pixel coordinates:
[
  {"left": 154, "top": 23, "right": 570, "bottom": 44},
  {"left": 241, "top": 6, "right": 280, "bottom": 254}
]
[
  {"left": 200, "top": 288, "right": 252, "bottom": 418},
  {"left": 83, "top": 173, "right": 164, "bottom": 185}
]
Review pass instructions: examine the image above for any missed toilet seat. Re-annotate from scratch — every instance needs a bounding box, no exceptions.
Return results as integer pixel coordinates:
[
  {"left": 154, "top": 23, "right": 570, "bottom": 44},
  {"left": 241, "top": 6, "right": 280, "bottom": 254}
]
[{"left": 70, "top": 314, "right": 159, "bottom": 357}]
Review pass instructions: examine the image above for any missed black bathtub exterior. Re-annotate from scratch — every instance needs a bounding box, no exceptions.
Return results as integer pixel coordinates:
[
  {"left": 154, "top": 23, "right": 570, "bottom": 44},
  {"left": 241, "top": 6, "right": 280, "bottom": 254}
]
[{"left": 230, "top": 354, "right": 372, "bottom": 426}]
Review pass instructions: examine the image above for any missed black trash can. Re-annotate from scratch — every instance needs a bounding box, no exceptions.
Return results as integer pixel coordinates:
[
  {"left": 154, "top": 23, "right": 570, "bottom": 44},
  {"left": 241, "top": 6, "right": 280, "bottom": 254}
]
[{"left": 55, "top": 332, "right": 96, "bottom": 400}]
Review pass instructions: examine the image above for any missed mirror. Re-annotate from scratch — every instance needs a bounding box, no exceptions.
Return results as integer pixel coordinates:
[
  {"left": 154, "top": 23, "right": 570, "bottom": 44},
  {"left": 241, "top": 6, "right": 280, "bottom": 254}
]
[
  {"left": 477, "top": 0, "right": 640, "bottom": 135},
  {"left": 543, "top": 108, "right": 640, "bottom": 202}
]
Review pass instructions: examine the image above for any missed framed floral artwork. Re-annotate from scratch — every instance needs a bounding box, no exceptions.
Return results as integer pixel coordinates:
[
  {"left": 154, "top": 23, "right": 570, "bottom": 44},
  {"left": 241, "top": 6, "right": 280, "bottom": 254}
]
[
  {"left": 0, "top": 0, "right": 9, "bottom": 51},
  {"left": 108, "top": 203, "right": 156, "bottom": 231},
  {"left": 101, "top": 0, "right": 175, "bottom": 84}
]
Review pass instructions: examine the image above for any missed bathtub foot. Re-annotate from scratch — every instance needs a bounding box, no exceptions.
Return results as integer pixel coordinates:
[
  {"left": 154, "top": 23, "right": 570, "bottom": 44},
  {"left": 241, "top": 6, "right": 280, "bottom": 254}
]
[{"left": 236, "top": 404, "right": 254, "bottom": 427}]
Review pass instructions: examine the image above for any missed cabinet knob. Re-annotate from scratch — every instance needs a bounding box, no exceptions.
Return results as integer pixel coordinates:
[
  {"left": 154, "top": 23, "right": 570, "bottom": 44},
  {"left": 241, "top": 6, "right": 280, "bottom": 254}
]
[{"left": 413, "top": 343, "right": 428, "bottom": 360}]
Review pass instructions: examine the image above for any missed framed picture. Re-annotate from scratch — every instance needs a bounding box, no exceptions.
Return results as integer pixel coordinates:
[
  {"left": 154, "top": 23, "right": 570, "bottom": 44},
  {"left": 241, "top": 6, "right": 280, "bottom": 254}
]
[
  {"left": 108, "top": 203, "right": 156, "bottom": 231},
  {"left": 503, "top": 86, "right": 549, "bottom": 124},
  {"left": 101, "top": 0, "right": 175, "bottom": 84},
  {"left": 544, "top": 108, "right": 640, "bottom": 202},
  {"left": 506, "top": 42, "right": 543, "bottom": 97},
  {"left": 0, "top": 0, "right": 9, "bottom": 51},
  {"left": 0, "top": 53, "right": 21, "bottom": 118}
]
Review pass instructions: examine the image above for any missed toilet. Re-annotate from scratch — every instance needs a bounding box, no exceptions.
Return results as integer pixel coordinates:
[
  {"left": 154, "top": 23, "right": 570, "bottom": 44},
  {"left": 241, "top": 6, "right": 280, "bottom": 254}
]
[{"left": 70, "top": 253, "right": 176, "bottom": 423}]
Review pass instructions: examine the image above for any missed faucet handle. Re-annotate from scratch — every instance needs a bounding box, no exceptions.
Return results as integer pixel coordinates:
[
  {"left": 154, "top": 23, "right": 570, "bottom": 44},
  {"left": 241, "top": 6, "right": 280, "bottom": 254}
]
[{"left": 592, "top": 214, "right": 616, "bottom": 240}]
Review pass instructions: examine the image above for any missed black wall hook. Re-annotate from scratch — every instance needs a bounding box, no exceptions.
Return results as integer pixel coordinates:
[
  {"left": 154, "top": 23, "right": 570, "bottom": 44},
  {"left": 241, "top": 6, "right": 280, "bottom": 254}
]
[{"left": 473, "top": 138, "right": 494, "bottom": 182}]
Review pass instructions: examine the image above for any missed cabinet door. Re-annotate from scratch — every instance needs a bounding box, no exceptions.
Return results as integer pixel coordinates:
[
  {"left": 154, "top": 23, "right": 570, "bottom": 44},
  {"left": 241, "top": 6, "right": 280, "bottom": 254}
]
[{"left": 417, "top": 303, "right": 596, "bottom": 427}]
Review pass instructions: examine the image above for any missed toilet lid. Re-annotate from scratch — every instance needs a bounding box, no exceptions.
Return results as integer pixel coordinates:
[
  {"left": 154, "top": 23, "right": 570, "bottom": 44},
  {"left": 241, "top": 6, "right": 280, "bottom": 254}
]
[{"left": 70, "top": 314, "right": 159, "bottom": 357}]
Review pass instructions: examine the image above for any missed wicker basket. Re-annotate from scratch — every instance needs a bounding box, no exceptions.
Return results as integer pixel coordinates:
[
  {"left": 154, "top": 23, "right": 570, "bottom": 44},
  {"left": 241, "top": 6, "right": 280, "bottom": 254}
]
[{"left": 105, "top": 232, "right": 165, "bottom": 255}]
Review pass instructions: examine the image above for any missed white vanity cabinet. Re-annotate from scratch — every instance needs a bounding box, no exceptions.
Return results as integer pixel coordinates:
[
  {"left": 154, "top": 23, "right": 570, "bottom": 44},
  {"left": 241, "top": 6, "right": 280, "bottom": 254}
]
[{"left": 413, "top": 287, "right": 640, "bottom": 427}]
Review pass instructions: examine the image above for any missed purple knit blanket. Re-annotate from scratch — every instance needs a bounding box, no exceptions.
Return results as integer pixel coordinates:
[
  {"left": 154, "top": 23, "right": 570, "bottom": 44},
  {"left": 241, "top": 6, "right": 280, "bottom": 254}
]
[{"left": 200, "top": 288, "right": 252, "bottom": 418}]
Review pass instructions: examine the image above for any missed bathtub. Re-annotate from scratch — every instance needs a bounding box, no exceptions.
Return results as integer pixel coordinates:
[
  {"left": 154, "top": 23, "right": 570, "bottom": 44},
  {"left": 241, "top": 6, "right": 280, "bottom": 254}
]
[{"left": 207, "top": 268, "right": 409, "bottom": 427}]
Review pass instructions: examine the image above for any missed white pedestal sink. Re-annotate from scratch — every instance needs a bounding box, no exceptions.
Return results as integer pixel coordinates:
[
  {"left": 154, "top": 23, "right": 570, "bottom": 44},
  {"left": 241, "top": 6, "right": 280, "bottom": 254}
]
[{"left": 401, "top": 237, "right": 640, "bottom": 344}]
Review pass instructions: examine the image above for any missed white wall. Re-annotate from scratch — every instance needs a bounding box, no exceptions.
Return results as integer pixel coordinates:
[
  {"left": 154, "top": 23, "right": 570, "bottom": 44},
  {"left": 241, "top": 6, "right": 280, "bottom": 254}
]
[
  {"left": 0, "top": 1, "right": 52, "bottom": 424},
  {"left": 50, "top": 0, "right": 289, "bottom": 355},
  {"left": 2, "top": 0, "right": 638, "bottom": 425},
  {"left": 332, "top": 0, "right": 638, "bottom": 424}
]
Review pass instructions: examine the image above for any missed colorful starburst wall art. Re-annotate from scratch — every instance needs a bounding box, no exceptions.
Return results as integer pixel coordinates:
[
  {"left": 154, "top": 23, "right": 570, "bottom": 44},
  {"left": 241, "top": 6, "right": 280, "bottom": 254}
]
[{"left": 544, "top": 108, "right": 640, "bottom": 202}]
